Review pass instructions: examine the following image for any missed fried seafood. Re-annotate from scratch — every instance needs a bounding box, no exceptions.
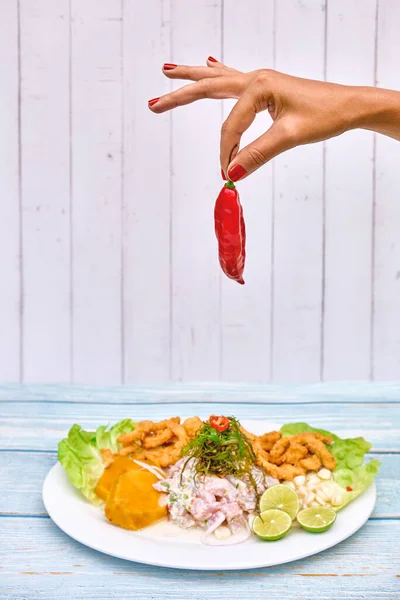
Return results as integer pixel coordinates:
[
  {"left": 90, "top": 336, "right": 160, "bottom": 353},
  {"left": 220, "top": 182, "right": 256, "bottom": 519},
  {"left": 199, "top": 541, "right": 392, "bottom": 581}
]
[
  {"left": 141, "top": 445, "right": 182, "bottom": 468},
  {"left": 140, "top": 420, "right": 190, "bottom": 467},
  {"left": 252, "top": 439, "right": 305, "bottom": 480},
  {"left": 183, "top": 416, "right": 203, "bottom": 438},
  {"left": 301, "top": 437, "right": 336, "bottom": 470},
  {"left": 115, "top": 416, "right": 336, "bottom": 478},
  {"left": 245, "top": 430, "right": 336, "bottom": 480},
  {"left": 141, "top": 428, "right": 174, "bottom": 449},
  {"left": 290, "top": 432, "right": 333, "bottom": 443},
  {"left": 166, "top": 419, "right": 188, "bottom": 444},
  {"left": 270, "top": 441, "right": 309, "bottom": 466},
  {"left": 119, "top": 444, "right": 142, "bottom": 457},
  {"left": 269, "top": 437, "right": 290, "bottom": 461},
  {"left": 100, "top": 448, "right": 114, "bottom": 467},
  {"left": 298, "top": 454, "right": 322, "bottom": 471},
  {"left": 239, "top": 426, "right": 257, "bottom": 441},
  {"left": 264, "top": 462, "right": 306, "bottom": 481},
  {"left": 116, "top": 416, "right": 202, "bottom": 468},
  {"left": 258, "top": 430, "right": 282, "bottom": 451},
  {"left": 118, "top": 417, "right": 180, "bottom": 445}
]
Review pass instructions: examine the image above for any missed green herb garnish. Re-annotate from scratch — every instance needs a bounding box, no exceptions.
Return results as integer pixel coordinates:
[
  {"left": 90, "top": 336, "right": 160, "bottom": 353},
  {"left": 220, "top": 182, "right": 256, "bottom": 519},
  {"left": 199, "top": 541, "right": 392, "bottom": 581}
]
[{"left": 181, "top": 417, "right": 257, "bottom": 480}]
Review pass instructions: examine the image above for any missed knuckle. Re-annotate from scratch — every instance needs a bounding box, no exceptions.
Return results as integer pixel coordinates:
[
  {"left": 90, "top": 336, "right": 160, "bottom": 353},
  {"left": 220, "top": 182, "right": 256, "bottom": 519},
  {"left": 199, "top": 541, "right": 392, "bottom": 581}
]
[
  {"left": 195, "top": 78, "right": 211, "bottom": 97},
  {"left": 221, "top": 119, "right": 233, "bottom": 137},
  {"left": 253, "top": 69, "right": 275, "bottom": 86},
  {"left": 163, "top": 93, "right": 177, "bottom": 109},
  {"left": 246, "top": 146, "right": 268, "bottom": 167}
]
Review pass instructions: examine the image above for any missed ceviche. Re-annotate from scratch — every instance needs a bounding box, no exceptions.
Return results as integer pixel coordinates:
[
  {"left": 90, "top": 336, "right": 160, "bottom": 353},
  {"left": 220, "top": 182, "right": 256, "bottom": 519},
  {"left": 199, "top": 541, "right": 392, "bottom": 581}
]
[{"left": 58, "top": 415, "right": 380, "bottom": 544}]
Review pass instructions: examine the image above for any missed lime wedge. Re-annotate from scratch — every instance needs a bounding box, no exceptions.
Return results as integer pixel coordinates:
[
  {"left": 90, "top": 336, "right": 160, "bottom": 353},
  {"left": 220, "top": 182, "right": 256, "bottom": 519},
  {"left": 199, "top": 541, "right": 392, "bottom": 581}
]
[
  {"left": 252, "top": 509, "right": 292, "bottom": 541},
  {"left": 297, "top": 506, "right": 337, "bottom": 533},
  {"left": 259, "top": 484, "right": 300, "bottom": 520}
]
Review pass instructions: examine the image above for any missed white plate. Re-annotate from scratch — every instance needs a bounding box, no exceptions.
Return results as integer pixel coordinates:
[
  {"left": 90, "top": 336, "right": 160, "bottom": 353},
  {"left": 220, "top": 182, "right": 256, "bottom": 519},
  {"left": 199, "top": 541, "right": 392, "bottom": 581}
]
[{"left": 43, "top": 419, "right": 376, "bottom": 570}]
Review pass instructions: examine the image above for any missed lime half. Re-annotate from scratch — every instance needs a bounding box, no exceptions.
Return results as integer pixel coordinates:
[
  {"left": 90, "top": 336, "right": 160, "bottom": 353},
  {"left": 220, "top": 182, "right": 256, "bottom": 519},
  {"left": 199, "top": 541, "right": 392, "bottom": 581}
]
[
  {"left": 253, "top": 509, "right": 292, "bottom": 541},
  {"left": 259, "top": 484, "right": 300, "bottom": 520},
  {"left": 297, "top": 506, "right": 337, "bottom": 533}
]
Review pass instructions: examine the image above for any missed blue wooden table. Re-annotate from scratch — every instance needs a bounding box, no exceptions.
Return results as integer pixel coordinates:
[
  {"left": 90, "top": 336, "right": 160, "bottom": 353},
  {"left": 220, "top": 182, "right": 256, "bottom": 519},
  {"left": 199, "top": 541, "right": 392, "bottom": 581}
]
[{"left": 1, "top": 383, "right": 399, "bottom": 599}]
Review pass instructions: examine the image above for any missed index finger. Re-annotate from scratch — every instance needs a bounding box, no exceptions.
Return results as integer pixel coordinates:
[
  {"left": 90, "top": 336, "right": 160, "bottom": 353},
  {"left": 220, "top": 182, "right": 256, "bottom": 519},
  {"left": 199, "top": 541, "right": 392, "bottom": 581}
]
[
  {"left": 148, "top": 77, "right": 242, "bottom": 113},
  {"left": 220, "top": 92, "right": 257, "bottom": 175}
]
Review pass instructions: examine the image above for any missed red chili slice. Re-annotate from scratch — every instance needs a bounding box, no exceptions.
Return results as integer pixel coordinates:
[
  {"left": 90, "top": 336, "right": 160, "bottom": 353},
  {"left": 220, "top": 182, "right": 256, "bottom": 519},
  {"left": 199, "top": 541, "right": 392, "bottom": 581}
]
[
  {"left": 214, "top": 180, "right": 246, "bottom": 285},
  {"left": 346, "top": 486, "right": 353, "bottom": 492},
  {"left": 209, "top": 415, "right": 230, "bottom": 432}
]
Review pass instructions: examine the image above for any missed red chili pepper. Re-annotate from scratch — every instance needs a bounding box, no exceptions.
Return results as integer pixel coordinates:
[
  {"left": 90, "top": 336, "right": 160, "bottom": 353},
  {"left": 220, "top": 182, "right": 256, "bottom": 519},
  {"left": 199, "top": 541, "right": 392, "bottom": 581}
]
[
  {"left": 214, "top": 180, "right": 246, "bottom": 285},
  {"left": 209, "top": 415, "right": 230, "bottom": 432},
  {"left": 346, "top": 486, "right": 353, "bottom": 492}
]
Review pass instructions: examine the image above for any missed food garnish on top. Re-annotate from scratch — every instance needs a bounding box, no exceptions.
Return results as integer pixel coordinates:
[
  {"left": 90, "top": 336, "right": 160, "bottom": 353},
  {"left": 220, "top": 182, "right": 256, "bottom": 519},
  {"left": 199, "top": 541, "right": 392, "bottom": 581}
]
[{"left": 181, "top": 416, "right": 257, "bottom": 479}]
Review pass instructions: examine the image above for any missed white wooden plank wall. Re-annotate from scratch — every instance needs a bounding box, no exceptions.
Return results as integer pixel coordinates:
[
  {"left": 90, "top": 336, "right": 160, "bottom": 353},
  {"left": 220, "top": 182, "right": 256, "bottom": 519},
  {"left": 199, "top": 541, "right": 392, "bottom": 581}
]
[
  {"left": 170, "top": 0, "right": 222, "bottom": 381},
  {"left": 222, "top": 0, "right": 274, "bottom": 381},
  {"left": 272, "top": 0, "right": 325, "bottom": 381},
  {"left": 0, "top": 0, "right": 20, "bottom": 381},
  {"left": 20, "top": 0, "right": 71, "bottom": 382},
  {"left": 71, "top": 0, "right": 123, "bottom": 383},
  {"left": 373, "top": 0, "right": 400, "bottom": 379},
  {"left": 123, "top": 0, "right": 171, "bottom": 383},
  {"left": 0, "top": 0, "right": 399, "bottom": 384},
  {"left": 324, "top": 0, "right": 377, "bottom": 380}
]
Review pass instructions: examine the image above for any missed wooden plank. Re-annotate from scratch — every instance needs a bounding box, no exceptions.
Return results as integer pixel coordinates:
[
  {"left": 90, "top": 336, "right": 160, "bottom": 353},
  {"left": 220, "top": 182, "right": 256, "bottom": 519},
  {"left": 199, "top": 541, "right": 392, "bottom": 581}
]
[
  {"left": 0, "top": 0, "right": 20, "bottom": 381},
  {"left": 323, "top": 0, "right": 377, "bottom": 379},
  {"left": 122, "top": 0, "right": 171, "bottom": 383},
  {"left": 1, "top": 451, "right": 396, "bottom": 518},
  {"left": 0, "top": 452, "right": 55, "bottom": 516},
  {"left": 1, "top": 518, "right": 399, "bottom": 599},
  {"left": 70, "top": 0, "right": 122, "bottom": 383},
  {"left": 20, "top": 0, "right": 71, "bottom": 382},
  {"left": 170, "top": 0, "right": 222, "bottom": 380},
  {"left": 272, "top": 0, "right": 325, "bottom": 381},
  {"left": 0, "top": 382, "right": 399, "bottom": 404},
  {"left": 221, "top": 1, "right": 274, "bottom": 381},
  {"left": 373, "top": 0, "right": 400, "bottom": 379},
  {"left": 1, "top": 402, "right": 399, "bottom": 451}
]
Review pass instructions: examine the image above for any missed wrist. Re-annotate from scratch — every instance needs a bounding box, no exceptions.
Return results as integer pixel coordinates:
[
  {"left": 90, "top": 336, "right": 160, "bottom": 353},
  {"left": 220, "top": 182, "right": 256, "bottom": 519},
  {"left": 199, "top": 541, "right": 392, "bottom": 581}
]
[{"left": 348, "top": 85, "right": 400, "bottom": 136}]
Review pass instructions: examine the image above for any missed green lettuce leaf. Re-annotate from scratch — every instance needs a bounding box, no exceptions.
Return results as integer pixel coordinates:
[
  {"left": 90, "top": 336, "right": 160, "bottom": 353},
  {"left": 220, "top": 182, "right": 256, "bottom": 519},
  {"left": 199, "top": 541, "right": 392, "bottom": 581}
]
[
  {"left": 58, "top": 419, "right": 135, "bottom": 505},
  {"left": 95, "top": 419, "right": 135, "bottom": 454},
  {"left": 321, "top": 459, "right": 381, "bottom": 512},
  {"left": 280, "top": 422, "right": 340, "bottom": 441},
  {"left": 334, "top": 459, "right": 381, "bottom": 494},
  {"left": 280, "top": 422, "right": 380, "bottom": 510}
]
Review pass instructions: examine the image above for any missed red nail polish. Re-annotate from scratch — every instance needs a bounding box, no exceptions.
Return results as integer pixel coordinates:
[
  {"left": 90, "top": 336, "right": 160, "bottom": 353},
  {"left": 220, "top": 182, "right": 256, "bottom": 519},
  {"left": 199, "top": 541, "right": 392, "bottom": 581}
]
[
  {"left": 148, "top": 97, "right": 159, "bottom": 107},
  {"left": 228, "top": 164, "right": 247, "bottom": 182},
  {"left": 208, "top": 56, "right": 218, "bottom": 63},
  {"left": 163, "top": 63, "right": 177, "bottom": 70},
  {"left": 221, "top": 168, "right": 227, "bottom": 180}
]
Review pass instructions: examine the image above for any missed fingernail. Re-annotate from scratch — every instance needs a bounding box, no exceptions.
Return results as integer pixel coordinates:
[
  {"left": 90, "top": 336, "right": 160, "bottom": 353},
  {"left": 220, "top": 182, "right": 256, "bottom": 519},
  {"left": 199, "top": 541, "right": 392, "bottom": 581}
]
[
  {"left": 228, "top": 164, "right": 247, "bottom": 182},
  {"left": 163, "top": 63, "right": 177, "bottom": 70},
  {"left": 221, "top": 168, "right": 227, "bottom": 180},
  {"left": 148, "top": 97, "right": 159, "bottom": 107},
  {"left": 208, "top": 56, "right": 218, "bottom": 63}
]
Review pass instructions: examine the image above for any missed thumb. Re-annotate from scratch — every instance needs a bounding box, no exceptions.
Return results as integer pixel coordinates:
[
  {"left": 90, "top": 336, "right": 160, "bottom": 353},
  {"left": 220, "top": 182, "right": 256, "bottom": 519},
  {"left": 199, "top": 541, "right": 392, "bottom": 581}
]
[{"left": 227, "top": 121, "right": 296, "bottom": 182}]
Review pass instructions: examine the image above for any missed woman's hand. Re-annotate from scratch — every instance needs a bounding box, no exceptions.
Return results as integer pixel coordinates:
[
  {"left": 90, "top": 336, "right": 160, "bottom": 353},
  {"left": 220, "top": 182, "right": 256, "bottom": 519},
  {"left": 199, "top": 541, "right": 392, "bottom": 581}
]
[{"left": 148, "top": 57, "right": 400, "bottom": 181}]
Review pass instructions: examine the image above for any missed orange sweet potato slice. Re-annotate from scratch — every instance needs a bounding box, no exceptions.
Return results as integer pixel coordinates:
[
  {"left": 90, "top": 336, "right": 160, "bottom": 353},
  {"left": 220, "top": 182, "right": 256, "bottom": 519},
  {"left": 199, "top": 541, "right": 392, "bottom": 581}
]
[
  {"left": 105, "top": 469, "right": 167, "bottom": 530},
  {"left": 95, "top": 455, "right": 142, "bottom": 501}
]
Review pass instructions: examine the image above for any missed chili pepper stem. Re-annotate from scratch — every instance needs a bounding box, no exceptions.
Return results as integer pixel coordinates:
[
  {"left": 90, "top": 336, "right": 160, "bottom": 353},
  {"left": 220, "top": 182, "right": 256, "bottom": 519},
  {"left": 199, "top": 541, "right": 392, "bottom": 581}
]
[{"left": 225, "top": 180, "right": 236, "bottom": 190}]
